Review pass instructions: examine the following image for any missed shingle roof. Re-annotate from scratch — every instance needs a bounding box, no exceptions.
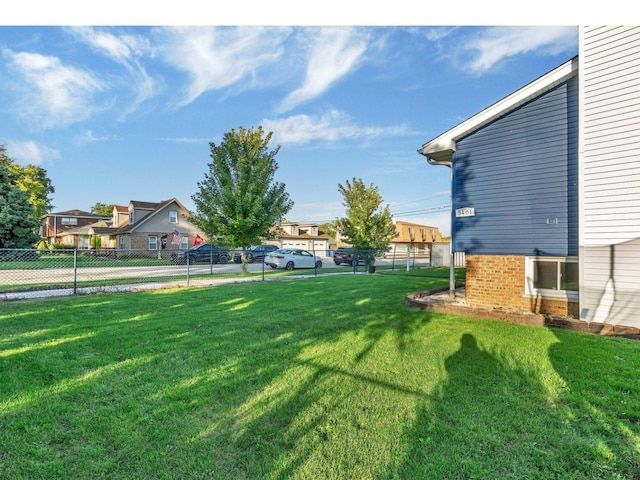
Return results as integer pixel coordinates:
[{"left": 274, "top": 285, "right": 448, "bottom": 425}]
[
  {"left": 130, "top": 200, "right": 162, "bottom": 210},
  {"left": 43, "top": 209, "right": 107, "bottom": 218}
]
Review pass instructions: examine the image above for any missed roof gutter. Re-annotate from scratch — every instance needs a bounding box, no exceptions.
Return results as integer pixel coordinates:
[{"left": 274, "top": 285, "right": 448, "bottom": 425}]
[{"left": 424, "top": 154, "right": 452, "bottom": 168}]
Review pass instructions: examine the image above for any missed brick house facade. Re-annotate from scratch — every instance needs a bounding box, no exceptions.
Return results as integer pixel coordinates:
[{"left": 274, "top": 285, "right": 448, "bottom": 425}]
[{"left": 465, "top": 255, "right": 579, "bottom": 317}]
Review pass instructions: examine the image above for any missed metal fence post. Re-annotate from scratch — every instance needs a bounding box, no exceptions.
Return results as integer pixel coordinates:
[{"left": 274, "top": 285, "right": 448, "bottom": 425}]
[
  {"left": 73, "top": 249, "right": 78, "bottom": 294},
  {"left": 313, "top": 247, "right": 316, "bottom": 276},
  {"left": 391, "top": 244, "right": 396, "bottom": 271},
  {"left": 187, "top": 252, "right": 190, "bottom": 286},
  {"left": 406, "top": 246, "right": 410, "bottom": 272}
]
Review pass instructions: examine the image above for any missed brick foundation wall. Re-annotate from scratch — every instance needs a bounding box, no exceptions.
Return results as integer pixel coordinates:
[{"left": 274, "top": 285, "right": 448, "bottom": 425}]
[{"left": 465, "top": 254, "right": 578, "bottom": 317}]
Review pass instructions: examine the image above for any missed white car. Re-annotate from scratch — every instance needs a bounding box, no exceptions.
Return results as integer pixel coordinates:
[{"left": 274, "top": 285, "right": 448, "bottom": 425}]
[{"left": 265, "top": 248, "right": 323, "bottom": 270}]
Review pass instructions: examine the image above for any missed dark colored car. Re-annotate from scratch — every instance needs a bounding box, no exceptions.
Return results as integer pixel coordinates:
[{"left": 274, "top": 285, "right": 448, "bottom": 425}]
[
  {"left": 233, "top": 244, "right": 279, "bottom": 263},
  {"left": 170, "top": 244, "right": 231, "bottom": 264},
  {"left": 333, "top": 247, "right": 363, "bottom": 266}
]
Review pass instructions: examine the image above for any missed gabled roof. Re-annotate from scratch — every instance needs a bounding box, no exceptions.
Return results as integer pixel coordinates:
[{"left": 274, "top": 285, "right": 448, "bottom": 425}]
[
  {"left": 279, "top": 231, "right": 331, "bottom": 240},
  {"left": 62, "top": 220, "right": 115, "bottom": 237},
  {"left": 394, "top": 220, "right": 440, "bottom": 229},
  {"left": 42, "top": 209, "right": 109, "bottom": 219},
  {"left": 130, "top": 200, "right": 161, "bottom": 210},
  {"left": 418, "top": 56, "right": 579, "bottom": 166},
  {"left": 116, "top": 198, "right": 191, "bottom": 234}
]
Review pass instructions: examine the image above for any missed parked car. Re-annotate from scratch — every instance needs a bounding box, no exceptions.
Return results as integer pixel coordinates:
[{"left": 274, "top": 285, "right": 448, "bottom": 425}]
[
  {"left": 233, "top": 244, "right": 279, "bottom": 263},
  {"left": 264, "top": 248, "right": 323, "bottom": 270},
  {"left": 333, "top": 247, "right": 363, "bottom": 266},
  {"left": 170, "top": 244, "right": 230, "bottom": 264}
]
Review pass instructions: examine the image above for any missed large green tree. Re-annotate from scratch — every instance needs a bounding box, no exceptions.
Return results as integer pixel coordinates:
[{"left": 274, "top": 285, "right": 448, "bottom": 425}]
[
  {"left": 319, "top": 220, "right": 338, "bottom": 242},
  {"left": 337, "top": 178, "right": 396, "bottom": 261},
  {"left": 91, "top": 202, "right": 116, "bottom": 217},
  {"left": 191, "top": 126, "right": 293, "bottom": 273},
  {"left": 0, "top": 146, "right": 55, "bottom": 222},
  {"left": 0, "top": 163, "right": 40, "bottom": 248}
]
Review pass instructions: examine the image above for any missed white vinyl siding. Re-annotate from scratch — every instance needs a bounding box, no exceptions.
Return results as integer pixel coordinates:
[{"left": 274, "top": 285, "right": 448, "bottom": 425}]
[{"left": 580, "top": 26, "right": 640, "bottom": 327}]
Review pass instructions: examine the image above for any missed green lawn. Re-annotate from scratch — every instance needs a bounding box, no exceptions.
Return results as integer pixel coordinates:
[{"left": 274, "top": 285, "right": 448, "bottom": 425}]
[
  {"left": 0, "top": 253, "right": 176, "bottom": 270},
  {"left": 1, "top": 273, "right": 639, "bottom": 479}
]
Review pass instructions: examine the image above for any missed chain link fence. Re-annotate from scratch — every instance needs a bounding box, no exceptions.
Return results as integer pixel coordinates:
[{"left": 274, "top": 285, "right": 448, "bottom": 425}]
[
  {"left": 0, "top": 247, "right": 348, "bottom": 300},
  {"left": 0, "top": 248, "right": 200, "bottom": 300},
  {"left": 1, "top": 245, "right": 464, "bottom": 300}
]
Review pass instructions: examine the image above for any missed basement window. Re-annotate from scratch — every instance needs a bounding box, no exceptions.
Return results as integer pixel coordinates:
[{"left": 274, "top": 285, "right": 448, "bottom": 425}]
[{"left": 525, "top": 257, "right": 578, "bottom": 301}]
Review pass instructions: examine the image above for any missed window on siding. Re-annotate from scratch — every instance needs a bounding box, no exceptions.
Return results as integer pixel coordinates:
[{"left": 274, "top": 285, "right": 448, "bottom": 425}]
[
  {"left": 119, "top": 236, "right": 125, "bottom": 250},
  {"left": 169, "top": 210, "right": 178, "bottom": 224},
  {"left": 129, "top": 212, "right": 134, "bottom": 224},
  {"left": 180, "top": 236, "right": 188, "bottom": 249},
  {"left": 149, "top": 235, "right": 158, "bottom": 250},
  {"left": 525, "top": 257, "right": 578, "bottom": 300},
  {"left": 61, "top": 217, "right": 78, "bottom": 226}
]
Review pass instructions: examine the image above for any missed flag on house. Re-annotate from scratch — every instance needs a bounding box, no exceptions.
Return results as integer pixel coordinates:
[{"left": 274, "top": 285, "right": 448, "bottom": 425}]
[
  {"left": 160, "top": 234, "right": 168, "bottom": 249},
  {"left": 171, "top": 230, "right": 184, "bottom": 246},
  {"left": 194, "top": 234, "right": 203, "bottom": 246}
]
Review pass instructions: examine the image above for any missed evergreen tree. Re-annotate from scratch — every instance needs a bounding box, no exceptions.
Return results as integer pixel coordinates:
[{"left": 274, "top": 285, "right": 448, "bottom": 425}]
[
  {"left": 191, "top": 126, "right": 293, "bottom": 273},
  {"left": 0, "top": 163, "right": 40, "bottom": 248}
]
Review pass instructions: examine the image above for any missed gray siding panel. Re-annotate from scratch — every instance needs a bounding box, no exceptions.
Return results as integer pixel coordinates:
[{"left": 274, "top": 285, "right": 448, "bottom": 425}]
[{"left": 453, "top": 77, "right": 578, "bottom": 256}]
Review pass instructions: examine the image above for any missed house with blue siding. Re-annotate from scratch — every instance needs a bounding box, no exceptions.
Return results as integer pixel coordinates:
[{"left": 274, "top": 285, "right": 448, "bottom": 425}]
[{"left": 419, "top": 26, "right": 640, "bottom": 330}]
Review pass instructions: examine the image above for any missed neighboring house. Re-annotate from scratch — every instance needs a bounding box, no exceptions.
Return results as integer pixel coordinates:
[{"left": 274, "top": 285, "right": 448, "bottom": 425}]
[
  {"left": 418, "top": 26, "right": 640, "bottom": 330},
  {"left": 62, "top": 199, "right": 206, "bottom": 252},
  {"left": 275, "top": 222, "right": 331, "bottom": 253},
  {"left": 40, "top": 210, "right": 111, "bottom": 246},
  {"left": 391, "top": 220, "right": 443, "bottom": 254}
]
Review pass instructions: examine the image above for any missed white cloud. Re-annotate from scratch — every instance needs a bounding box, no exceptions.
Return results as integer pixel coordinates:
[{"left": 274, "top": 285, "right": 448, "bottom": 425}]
[
  {"left": 156, "top": 26, "right": 290, "bottom": 106},
  {"left": 68, "top": 26, "right": 152, "bottom": 63},
  {"left": 422, "top": 26, "right": 459, "bottom": 42},
  {"left": 3, "top": 48, "right": 106, "bottom": 129},
  {"left": 74, "top": 129, "right": 115, "bottom": 146},
  {"left": 6, "top": 140, "right": 60, "bottom": 166},
  {"left": 277, "top": 27, "right": 369, "bottom": 113},
  {"left": 458, "top": 26, "right": 578, "bottom": 74},
  {"left": 161, "top": 136, "right": 211, "bottom": 144},
  {"left": 263, "top": 110, "right": 411, "bottom": 146},
  {"left": 68, "top": 27, "right": 157, "bottom": 115}
]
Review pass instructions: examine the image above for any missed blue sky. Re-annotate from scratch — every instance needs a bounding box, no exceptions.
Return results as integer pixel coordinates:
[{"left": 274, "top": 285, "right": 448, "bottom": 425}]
[{"left": 0, "top": 20, "right": 579, "bottom": 235}]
